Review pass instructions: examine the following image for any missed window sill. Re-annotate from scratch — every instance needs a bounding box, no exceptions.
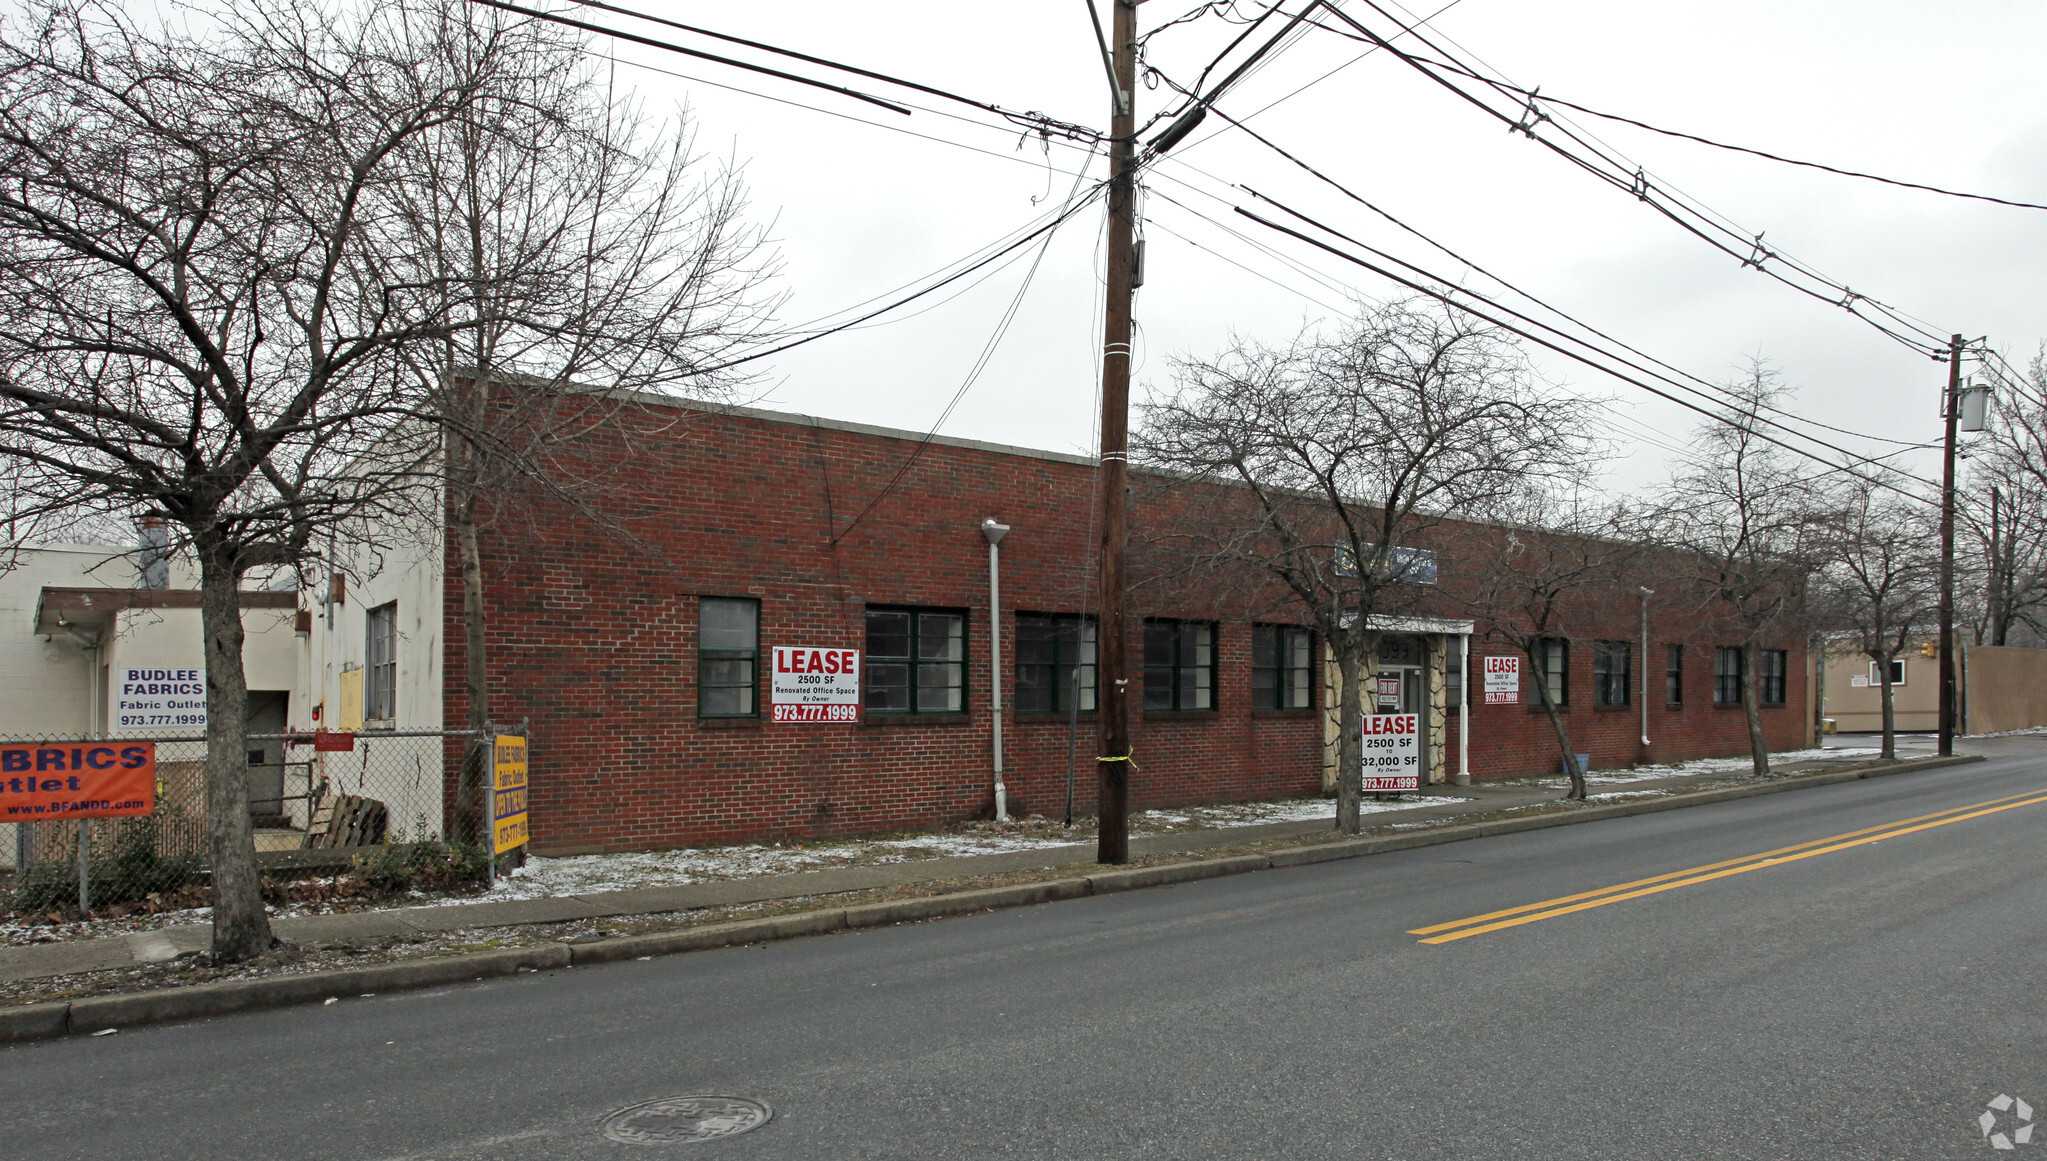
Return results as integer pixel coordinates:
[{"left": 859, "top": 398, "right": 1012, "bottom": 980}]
[
  {"left": 1249, "top": 708, "right": 1318, "bottom": 719},
  {"left": 698, "top": 717, "right": 761, "bottom": 730},
  {"left": 857, "top": 714, "right": 971, "bottom": 729},
  {"left": 1665, "top": 703, "right": 1684, "bottom": 711},
  {"left": 1015, "top": 712, "right": 1096, "bottom": 724},
  {"left": 1143, "top": 710, "right": 1219, "bottom": 722},
  {"left": 1593, "top": 704, "right": 1633, "bottom": 713},
  {"left": 1527, "top": 705, "right": 1571, "bottom": 714}
]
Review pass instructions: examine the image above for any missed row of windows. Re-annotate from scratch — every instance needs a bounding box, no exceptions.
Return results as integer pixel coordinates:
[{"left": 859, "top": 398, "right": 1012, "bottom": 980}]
[
  {"left": 698, "top": 598, "right": 1793, "bottom": 719},
  {"left": 1529, "top": 640, "right": 1789, "bottom": 708},
  {"left": 697, "top": 599, "right": 1316, "bottom": 719}
]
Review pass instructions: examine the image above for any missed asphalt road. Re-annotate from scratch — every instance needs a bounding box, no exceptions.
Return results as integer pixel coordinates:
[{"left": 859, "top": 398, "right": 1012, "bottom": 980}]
[{"left": 7, "top": 740, "right": 2047, "bottom": 1160}]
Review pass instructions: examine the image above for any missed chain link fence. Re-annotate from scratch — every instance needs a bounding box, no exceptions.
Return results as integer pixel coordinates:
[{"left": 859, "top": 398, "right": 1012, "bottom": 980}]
[{"left": 2, "top": 728, "right": 515, "bottom": 915}]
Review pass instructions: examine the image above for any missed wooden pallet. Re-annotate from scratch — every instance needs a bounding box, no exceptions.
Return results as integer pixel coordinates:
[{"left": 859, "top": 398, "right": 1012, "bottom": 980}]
[{"left": 302, "top": 794, "right": 389, "bottom": 849}]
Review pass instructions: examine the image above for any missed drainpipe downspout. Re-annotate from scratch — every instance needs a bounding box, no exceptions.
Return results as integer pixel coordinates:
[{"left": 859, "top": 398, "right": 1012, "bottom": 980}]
[
  {"left": 1639, "top": 587, "right": 1654, "bottom": 750},
  {"left": 1457, "top": 631, "right": 1470, "bottom": 786},
  {"left": 981, "top": 519, "right": 1011, "bottom": 821}
]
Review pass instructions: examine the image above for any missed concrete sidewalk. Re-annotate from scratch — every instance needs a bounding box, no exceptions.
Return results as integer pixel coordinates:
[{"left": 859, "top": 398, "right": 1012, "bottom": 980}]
[{"left": 0, "top": 750, "right": 1913, "bottom": 985}]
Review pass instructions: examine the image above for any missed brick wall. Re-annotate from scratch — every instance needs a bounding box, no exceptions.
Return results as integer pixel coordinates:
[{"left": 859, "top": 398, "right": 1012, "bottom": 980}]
[{"left": 448, "top": 398, "right": 1810, "bottom": 854}]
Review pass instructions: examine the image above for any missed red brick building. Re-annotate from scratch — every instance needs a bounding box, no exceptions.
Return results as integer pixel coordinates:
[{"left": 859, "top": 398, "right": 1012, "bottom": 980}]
[{"left": 443, "top": 397, "right": 1813, "bottom": 856}]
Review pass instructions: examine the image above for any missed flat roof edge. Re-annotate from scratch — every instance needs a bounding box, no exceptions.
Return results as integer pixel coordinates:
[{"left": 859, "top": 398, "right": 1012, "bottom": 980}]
[{"left": 616, "top": 390, "right": 1101, "bottom": 470}]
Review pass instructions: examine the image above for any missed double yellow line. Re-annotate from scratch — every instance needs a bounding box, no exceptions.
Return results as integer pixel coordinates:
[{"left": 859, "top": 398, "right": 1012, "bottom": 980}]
[{"left": 1411, "top": 787, "right": 2047, "bottom": 944}]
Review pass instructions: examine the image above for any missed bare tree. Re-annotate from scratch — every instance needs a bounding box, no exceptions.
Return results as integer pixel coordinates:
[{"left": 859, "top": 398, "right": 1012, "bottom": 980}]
[
  {"left": 0, "top": 0, "right": 566, "bottom": 959},
  {"left": 1653, "top": 364, "right": 1832, "bottom": 777},
  {"left": 386, "top": 10, "right": 780, "bottom": 842},
  {"left": 1136, "top": 299, "right": 1598, "bottom": 832},
  {"left": 1455, "top": 493, "right": 1639, "bottom": 800},
  {"left": 1963, "top": 353, "right": 2047, "bottom": 647},
  {"left": 1817, "top": 478, "right": 1938, "bottom": 758}
]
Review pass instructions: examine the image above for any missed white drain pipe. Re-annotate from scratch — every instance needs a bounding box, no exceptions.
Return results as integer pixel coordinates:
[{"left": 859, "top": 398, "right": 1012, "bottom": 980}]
[
  {"left": 1639, "top": 587, "right": 1655, "bottom": 748},
  {"left": 981, "top": 518, "right": 1011, "bottom": 821},
  {"left": 1457, "top": 631, "right": 1470, "bottom": 786}
]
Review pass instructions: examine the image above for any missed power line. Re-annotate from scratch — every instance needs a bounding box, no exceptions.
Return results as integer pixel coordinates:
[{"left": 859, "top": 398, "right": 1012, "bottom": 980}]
[
  {"left": 467, "top": 0, "right": 913, "bottom": 114},
  {"left": 1310, "top": 0, "right": 1954, "bottom": 360},
  {"left": 1162, "top": 0, "right": 1470, "bottom": 157},
  {"left": 1239, "top": 187, "right": 1943, "bottom": 487},
  {"left": 562, "top": 0, "right": 1102, "bottom": 143},
  {"left": 1148, "top": 159, "right": 1935, "bottom": 498},
  {"left": 1167, "top": 107, "right": 1939, "bottom": 453},
  {"left": 600, "top": 53, "right": 1097, "bottom": 179},
  {"left": 695, "top": 181, "right": 1109, "bottom": 377},
  {"left": 1392, "top": 61, "right": 2047, "bottom": 213},
  {"left": 1232, "top": 201, "right": 1942, "bottom": 504},
  {"left": 829, "top": 151, "right": 1097, "bottom": 544}
]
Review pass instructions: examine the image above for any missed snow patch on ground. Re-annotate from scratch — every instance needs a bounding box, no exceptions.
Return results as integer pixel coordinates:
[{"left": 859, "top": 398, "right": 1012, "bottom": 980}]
[
  {"left": 472, "top": 794, "right": 1461, "bottom": 902},
  {"left": 1523, "top": 747, "right": 1885, "bottom": 790}
]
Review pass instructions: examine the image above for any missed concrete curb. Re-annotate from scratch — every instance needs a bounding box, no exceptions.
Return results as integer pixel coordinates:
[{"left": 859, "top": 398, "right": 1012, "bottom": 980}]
[{"left": 0, "top": 751, "right": 1986, "bottom": 1045}]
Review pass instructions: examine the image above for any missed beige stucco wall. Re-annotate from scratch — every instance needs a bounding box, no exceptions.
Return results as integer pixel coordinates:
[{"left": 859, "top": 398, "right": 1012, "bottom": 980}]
[
  {"left": 310, "top": 511, "right": 445, "bottom": 735},
  {"left": 0, "top": 544, "right": 301, "bottom": 868},
  {"left": 1822, "top": 638, "right": 1937, "bottom": 733},
  {"left": 1966, "top": 646, "right": 2047, "bottom": 734}
]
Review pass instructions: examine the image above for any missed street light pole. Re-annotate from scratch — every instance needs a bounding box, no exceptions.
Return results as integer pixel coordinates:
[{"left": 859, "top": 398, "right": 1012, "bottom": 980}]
[{"left": 1937, "top": 334, "right": 1962, "bottom": 758}]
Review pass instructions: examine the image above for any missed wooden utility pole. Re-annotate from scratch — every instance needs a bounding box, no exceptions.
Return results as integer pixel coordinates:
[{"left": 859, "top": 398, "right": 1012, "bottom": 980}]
[
  {"left": 1094, "top": 0, "right": 1137, "bottom": 864},
  {"left": 1937, "top": 334, "right": 1962, "bottom": 757}
]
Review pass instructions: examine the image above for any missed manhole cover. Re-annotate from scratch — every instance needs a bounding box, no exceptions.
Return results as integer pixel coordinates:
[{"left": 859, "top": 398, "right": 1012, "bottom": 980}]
[{"left": 599, "top": 1096, "right": 773, "bottom": 1145}]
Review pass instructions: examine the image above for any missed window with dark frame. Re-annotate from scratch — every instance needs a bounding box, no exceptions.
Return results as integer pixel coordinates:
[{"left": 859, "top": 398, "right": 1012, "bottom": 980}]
[
  {"left": 1252, "top": 625, "right": 1314, "bottom": 711},
  {"left": 1143, "top": 619, "right": 1215, "bottom": 712},
  {"left": 698, "top": 597, "right": 759, "bottom": 718},
  {"left": 1761, "top": 648, "right": 1788, "bottom": 705},
  {"left": 1593, "top": 641, "right": 1631, "bottom": 707},
  {"left": 1014, "top": 613, "right": 1096, "bottom": 714},
  {"left": 1666, "top": 644, "right": 1684, "bottom": 706},
  {"left": 1714, "top": 646, "right": 1744, "bottom": 705},
  {"left": 1528, "top": 638, "right": 1568, "bottom": 706},
  {"left": 365, "top": 602, "right": 397, "bottom": 722},
  {"left": 865, "top": 607, "right": 966, "bottom": 715}
]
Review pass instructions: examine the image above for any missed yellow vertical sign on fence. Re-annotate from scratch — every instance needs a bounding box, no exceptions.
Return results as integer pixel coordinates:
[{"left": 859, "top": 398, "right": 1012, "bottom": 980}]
[{"left": 492, "top": 735, "right": 529, "bottom": 854}]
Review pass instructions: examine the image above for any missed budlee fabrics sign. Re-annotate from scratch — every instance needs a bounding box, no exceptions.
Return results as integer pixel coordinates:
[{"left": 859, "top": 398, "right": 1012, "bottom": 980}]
[
  {"left": 771, "top": 647, "right": 861, "bottom": 723},
  {"left": 114, "top": 666, "right": 206, "bottom": 733},
  {"left": 0, "top": 741, "right": 156, "bottom": 820},
  {"left": 1482, "top": 656, "right": 1521, "bottom": 705},
  {"left": 1361, "top": 713, "right": 1420, "bottom": 792}
]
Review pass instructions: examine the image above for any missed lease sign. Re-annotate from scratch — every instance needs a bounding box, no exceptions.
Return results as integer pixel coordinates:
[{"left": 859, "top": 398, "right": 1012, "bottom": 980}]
[
  {"left": 492, "top": 735, "right": 529, "bottom": 854},
  {"left": 1361, "top": 713, "right": 1420, "bottom": 792},
  {"left": 771, "top": 647, "right": 861, "bottom": 723},
  {"left": 1482, "top": 655, "right": 1521, "bottom": 704},
  {"left": 0, "top": 741, "right": 156, "bottom": 820}
]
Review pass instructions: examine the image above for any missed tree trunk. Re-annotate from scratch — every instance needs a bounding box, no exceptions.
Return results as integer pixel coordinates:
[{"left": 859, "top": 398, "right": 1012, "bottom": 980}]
[
  {"left": 1743, "top": 639, "right": 1770, "bottom": 777},
  {"left": 452, "top": 490, "right": 489, "bottom": 847},
  {"left": 1527, "top": 643, "right": 1585, "bottom": 799},
  {"left": 1876, "top": 656, "right": 1896, "bottom": 759},
  {"left": 195, "top": 533, "right": 273, "bottom": 961},
  {"left": 1334, "top": 646, "right": 1364, "bottom": 834}
]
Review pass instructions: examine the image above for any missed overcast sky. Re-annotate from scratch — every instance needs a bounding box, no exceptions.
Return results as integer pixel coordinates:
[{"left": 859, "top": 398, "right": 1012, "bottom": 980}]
[{"left": 588, "top": 0, "right": 2047, "bottom": 498}]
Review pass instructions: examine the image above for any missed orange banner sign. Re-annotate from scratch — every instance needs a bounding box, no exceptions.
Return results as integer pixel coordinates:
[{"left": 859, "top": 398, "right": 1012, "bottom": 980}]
[{"left": 0, "top": 741, "right": 156, "bottom": 821}]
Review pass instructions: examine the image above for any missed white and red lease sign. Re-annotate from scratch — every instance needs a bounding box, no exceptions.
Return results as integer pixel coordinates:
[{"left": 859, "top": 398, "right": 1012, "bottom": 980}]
[
  {"left": 1361, "top": 712, "right": 1420, "bottom": 792},
  {"left": 1482, "top": 655, "right": 1521, "bottom": 705},
  {"left": 770, "top": 647, "right": 862, "bottom": 723}
]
